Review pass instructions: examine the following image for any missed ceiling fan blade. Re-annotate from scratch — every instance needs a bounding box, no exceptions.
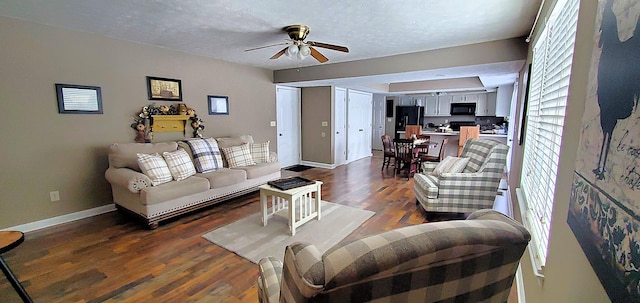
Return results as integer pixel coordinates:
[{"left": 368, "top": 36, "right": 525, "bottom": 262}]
[
  {"left": 270, "top": 47, "right": 288, "bottom": 60},
  {"left": 309, "top": 47, "right": 329, "bottom": 63},
  {"left": 307, "top": 41, "right": 349, "bottom": 53},
  {"left": 245, "top": 42, "right": 288, "bottom": 52}
]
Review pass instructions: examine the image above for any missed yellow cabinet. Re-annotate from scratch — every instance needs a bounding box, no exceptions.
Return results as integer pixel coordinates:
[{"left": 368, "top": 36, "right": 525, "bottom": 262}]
[{"left": 151, "top": 115, "right": 192, "bottom": 136}]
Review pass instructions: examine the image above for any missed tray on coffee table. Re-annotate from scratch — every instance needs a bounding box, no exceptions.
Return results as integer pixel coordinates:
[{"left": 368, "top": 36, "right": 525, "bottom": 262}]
[{"left": 267, "top": 177, "right": 315, "bottom": 191}]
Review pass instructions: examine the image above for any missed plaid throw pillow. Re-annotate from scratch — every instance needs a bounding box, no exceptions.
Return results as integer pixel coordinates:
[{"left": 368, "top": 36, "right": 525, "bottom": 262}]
[
  {"left": 136, "top": 153, "right": 173, "bottom": 186},
  {"left": 183, "top": 138, "right": 224, "bottom": 173},
  {"left": 250, "top": 141, "right": 270, "bottom": 163},
  {"left": 162, "top": 148, "right": 196, "bottom": 181},
  {"left": 220, "top": 144, "right": 256, "bottom": 168}
]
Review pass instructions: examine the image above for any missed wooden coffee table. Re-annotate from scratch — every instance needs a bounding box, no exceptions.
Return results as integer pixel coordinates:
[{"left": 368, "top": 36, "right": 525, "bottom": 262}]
[
  {"left": 259, "top": 181, "right": 323, "bottom": 236},
  {"left": 0, "top": 231, "right": 33, "bottom": 303}
]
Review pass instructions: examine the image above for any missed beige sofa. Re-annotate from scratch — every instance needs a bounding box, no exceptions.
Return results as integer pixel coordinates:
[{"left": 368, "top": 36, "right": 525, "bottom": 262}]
[{"left": 105, "top": 135, "right": 281, "bottom": 228}]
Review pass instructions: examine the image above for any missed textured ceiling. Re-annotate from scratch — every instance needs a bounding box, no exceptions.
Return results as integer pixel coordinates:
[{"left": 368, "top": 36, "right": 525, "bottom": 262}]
[{"left": 0, "top": 0, "right": 540, "bottom": 90}]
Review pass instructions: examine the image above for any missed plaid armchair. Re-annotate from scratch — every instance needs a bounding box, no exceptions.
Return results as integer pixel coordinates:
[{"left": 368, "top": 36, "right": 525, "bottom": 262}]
[
  {"left": 414, "top": 138, "right": 508, "bottom": 214},
  {"left": 257, "top": 209, "right": 530, "bottom": 303}
]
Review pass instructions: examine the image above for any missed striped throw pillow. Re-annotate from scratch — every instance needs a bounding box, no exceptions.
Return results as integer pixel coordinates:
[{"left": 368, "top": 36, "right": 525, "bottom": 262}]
[
  {"left": 162, "top": 148, "right": 196, "bottom": 181},
  {"left": 432, "top": 156, "right": 470, "bottom": 177},
  {"left": 250, "top": 141, "right": 270, "bottom": 163},
  {"left": 136, "top": 153, "right": 173, "bottom": 186},
  {"left": 220, "top": 144, "right": 256, "bottom": 168},
  {"left": 183, "top": 138, "right": 224, "bottom": 173}
]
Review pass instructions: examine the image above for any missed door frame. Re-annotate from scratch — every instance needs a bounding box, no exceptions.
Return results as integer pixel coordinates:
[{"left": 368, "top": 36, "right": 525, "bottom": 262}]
[{"left": 333, "top": 87, "right": 348, "bottom": 166}]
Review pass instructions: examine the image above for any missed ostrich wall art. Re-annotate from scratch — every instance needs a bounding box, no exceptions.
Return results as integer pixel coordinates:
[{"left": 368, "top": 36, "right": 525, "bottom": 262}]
[{"left": 592, "top": 0, "right": 640, "bottom": 180}]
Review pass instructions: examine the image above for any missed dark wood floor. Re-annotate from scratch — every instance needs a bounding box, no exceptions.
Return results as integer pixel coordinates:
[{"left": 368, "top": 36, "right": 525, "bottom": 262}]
[{"left": 0, "top": 151, "right": 502, "bottom": 302}]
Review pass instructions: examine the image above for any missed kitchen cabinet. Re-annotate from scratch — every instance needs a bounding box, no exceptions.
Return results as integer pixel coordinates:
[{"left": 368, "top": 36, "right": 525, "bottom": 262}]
[
  {"left": 475, "top": 92, "right": 497, "bottom": 116},
  {"left": 452, "top": 93, "right": 478, "bottom": 103},
  {"left": 425, "top": 95, "right": 451, "bottom": 116},
  {"left": 495, "top": 84, "right": 514, "bottom": 117},
  {"left": 399, "top": 95, "right": 414, "bottom": 105}
]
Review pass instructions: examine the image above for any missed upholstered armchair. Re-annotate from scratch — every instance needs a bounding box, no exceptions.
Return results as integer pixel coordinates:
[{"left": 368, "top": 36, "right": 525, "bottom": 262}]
[
  {"left": 414, "top": 138, "right": 508, "bottom": 214},
  {"left": 257, "top": 209, "right": 530, "bottom": 303}
]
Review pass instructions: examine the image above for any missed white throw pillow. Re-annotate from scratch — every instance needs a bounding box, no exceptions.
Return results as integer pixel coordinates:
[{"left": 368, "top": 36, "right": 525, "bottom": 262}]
[
  {"left": 136, "top": 153, "right": 173, "bottom": 186},
  {"left": 220, "top": 144, "right": 256, "bottom": 168},
  {"left": 432, "top": 157, "right": 470, "bottom": 177},
  {"left": 162, "top": 148, "right": 196, "bottom": 181},
  {"left": 250, "top": 141, "right": 270, "bottom": 163}
]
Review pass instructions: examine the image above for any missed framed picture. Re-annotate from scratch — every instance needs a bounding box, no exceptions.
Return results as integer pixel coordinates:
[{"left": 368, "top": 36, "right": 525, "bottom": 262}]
[
  {"left": 147, "top": 76, "right": 182, "bottom": 101},
  {"left": 55, "top": 83, "right": 103, "bottom": 114},
  {"left": 208, "top": 95, "right": 229, "bottom": 115}
]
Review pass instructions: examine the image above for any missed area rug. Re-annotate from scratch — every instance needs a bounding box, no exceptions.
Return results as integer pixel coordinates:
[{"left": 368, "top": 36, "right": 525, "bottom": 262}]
[
  {"left": 284, "top": 164, "right": 314, "bottom": 172},
  {"left": 202, "top": 201, "right": 375, "bottom": 263}
]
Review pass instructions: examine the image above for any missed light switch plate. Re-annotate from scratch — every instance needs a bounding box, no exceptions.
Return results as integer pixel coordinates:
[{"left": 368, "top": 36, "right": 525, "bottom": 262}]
[
  {"left": 270, "top": 121, "right": 276, "bottom": 127},
  {"left": 322, "top": 121, "right": 328, "bottom": 127}
]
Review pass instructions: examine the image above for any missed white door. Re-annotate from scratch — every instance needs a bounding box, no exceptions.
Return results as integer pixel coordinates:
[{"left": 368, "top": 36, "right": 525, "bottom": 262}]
[
  {"left": 347, "top": 90, "right": 373, "bottom": 162},
  {"left": 276, "top": 86, "right": 301, "bottom": 168},
  {"left": 334, "top": 87, "right": 347, "bottom": 166},
  {"left": 371, "top": 95, "right": 385, "bottom": 150}
]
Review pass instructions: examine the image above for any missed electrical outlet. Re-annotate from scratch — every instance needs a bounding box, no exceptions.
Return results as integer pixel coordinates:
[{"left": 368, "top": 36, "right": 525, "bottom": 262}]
[{"left": 50, "top": 191, "right": 60, "bottom": 202}]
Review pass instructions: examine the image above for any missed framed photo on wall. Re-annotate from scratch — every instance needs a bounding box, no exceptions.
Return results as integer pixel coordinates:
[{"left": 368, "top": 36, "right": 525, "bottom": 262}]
[
  {"left": 147, "top": 76, "right": 182, "bottom": 101},
  {"left": 208, "top": 95, "right": 229, "bottom": 115},
  {"left": 55, "top": 83, "right": 103, "bottom": 114}
]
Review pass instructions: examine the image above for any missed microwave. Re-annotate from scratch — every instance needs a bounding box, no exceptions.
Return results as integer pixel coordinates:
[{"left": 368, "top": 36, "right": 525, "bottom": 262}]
[{"left": 450, "top": 103, "right": 476, "bottom": 115}]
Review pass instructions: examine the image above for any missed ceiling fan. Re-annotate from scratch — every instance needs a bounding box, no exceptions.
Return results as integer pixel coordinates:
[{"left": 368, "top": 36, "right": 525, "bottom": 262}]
[{"left": 245, "top": 25, "right": 349, "bottom": 63}]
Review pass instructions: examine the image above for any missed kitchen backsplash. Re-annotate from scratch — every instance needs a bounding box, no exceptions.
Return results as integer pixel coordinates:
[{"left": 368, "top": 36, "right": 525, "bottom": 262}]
[{"left": 423, "top": 115, "right": 505, "bottom": 131}]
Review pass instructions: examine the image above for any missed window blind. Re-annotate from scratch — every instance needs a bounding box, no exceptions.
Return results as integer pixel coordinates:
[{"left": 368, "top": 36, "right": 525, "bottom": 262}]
[{"left": 519, "top": 0, "right": 579, "bottom": 276}]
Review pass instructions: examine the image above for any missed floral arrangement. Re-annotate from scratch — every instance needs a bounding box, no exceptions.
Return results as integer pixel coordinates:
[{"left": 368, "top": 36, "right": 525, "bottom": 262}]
[{"left": 130, "top": 103, "right": 203, "bottom": 142}]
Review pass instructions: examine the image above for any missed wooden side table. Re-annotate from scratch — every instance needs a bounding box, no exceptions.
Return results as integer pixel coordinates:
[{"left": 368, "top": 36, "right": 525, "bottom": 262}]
[
  {"left": 0, "top": 231, "right": 33, "bottom": 303},
  {"left": 259, "top": 181, "right": 323, "bottom": 236}
]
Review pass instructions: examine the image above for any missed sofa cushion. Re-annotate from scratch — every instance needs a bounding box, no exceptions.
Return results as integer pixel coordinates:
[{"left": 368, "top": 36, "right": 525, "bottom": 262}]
[
  {"left": 136, "top": 153, "right": 173, "bottom": 186},
  {"left": 196, "top": 168, "right": 247, "bottom": 189},
  {"left": 162, "top": 148, "right": 196, "bottom": 181},
  {"left": 140, "top": 176, "right": 210, "bottom": 206},
  {"left": 109, "top": 142, "right": 178, "bottom": 171},
  {"left": 221, "top": 144, "right": 256, "bottom": 168},
  {"left": 215, "top": 135, "right": 254, "bottom": 148},
  {"left": 234, "top": 161, "right": 280, "bottom": 179},
  {"left": 182, "top": 138, "right": 224, "bottom": 173},
  {"left": 250, "top": 141, "right": 271, "bottom": 163}
]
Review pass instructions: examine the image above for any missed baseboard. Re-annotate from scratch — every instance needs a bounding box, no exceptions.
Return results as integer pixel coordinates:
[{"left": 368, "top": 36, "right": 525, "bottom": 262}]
[
  {"left": 300, "top": 161, "right": 337, "bottom": 169},
  {"left": 1, "top": 204, "right": 116, "bottom": 233}
]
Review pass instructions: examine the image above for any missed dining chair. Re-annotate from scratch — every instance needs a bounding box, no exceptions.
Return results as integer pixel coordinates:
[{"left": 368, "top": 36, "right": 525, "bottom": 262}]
[
  {"left": 394, "top": 138, "right": 419, "bottom": 179},
  {"left": 381, "top": 135, "right": 396, "bottom": 170},
  {"left": 418, "top": 138, "right": 448, "bottom": 172}
]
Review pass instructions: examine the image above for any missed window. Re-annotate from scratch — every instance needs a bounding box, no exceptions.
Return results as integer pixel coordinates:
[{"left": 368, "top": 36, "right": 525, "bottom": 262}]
[{"left": 517, "top": 0, "right": 579, "bottom": 278}]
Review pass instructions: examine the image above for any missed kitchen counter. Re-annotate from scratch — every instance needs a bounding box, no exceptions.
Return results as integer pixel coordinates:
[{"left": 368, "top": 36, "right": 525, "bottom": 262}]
[
  {"left": 396, "top": 130, "right": 508, "bottom": 158},
  {"left": 397, "top": 130, "right": 507, "bottom": 138}
]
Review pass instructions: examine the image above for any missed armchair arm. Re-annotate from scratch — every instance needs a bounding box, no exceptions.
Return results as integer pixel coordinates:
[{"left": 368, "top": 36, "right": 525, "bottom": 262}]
[
  {"left": 105, "top": 167, "right": 151, "bottom": 193},
  {"left": 421, "top": 161, "right": 438, "bottom": 173},
  {"left": 258, "top": 257, "right": 283, "bottom": 303},
  {"left": 269, "top": 151, "right": 278, "bottom": 162}
]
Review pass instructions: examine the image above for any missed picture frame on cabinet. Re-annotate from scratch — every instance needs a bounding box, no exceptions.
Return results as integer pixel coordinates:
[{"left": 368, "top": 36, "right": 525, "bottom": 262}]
[
  {"left": 55, "top": 83, "right": 103, "bottom": 114},
  {"left": 208, "top": 95, "right": 229, "bottom": 115}
]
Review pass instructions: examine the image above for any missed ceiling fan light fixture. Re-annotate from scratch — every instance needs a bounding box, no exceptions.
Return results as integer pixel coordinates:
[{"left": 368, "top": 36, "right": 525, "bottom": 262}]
[
  {"left": 298, "top": 44, "right": 311, "bottom": 57},
  {"left": 286, "top": 44, "right": 299, "bottom": 58}
]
